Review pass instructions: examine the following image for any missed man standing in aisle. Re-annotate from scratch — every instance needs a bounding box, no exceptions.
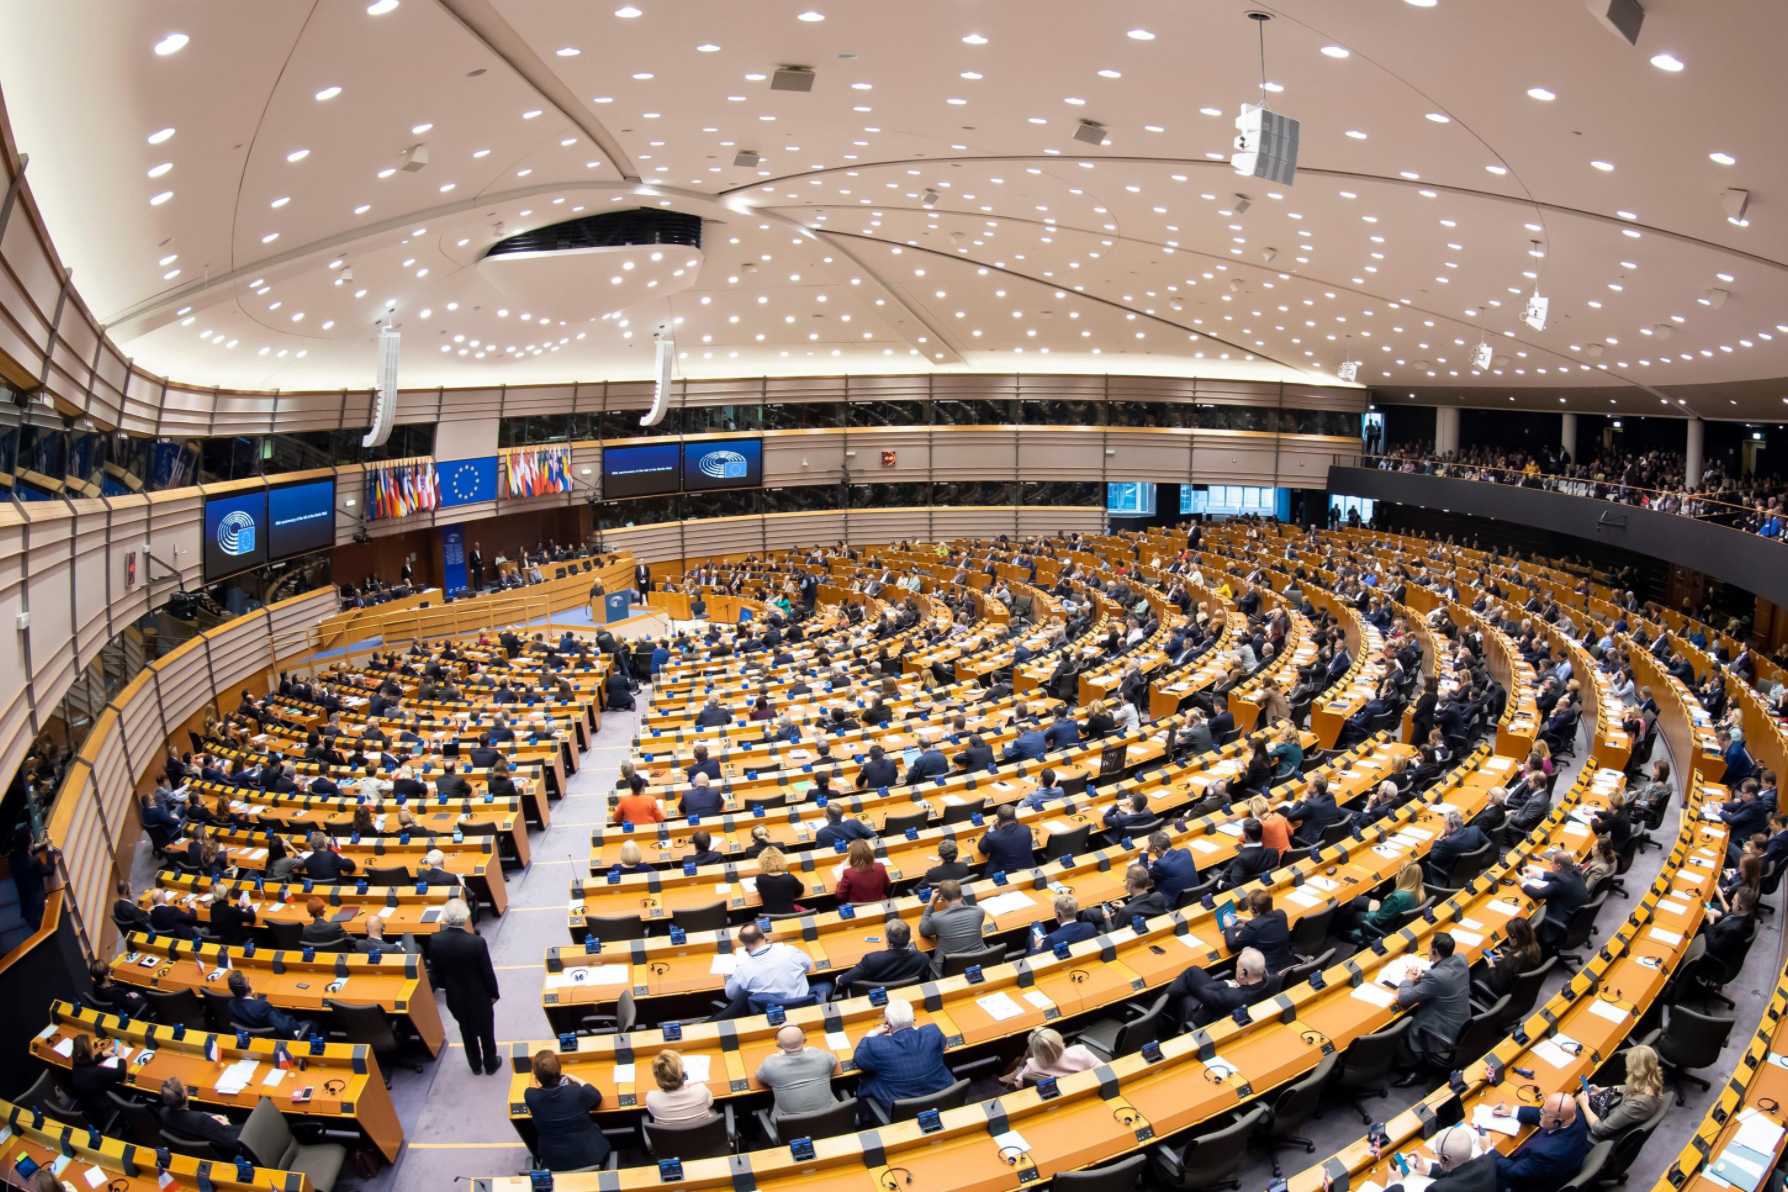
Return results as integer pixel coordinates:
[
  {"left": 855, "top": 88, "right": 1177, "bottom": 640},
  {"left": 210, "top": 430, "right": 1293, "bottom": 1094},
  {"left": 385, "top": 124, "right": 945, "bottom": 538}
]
[
  {"left": 430, "top": 898, "right": 502, "bottom": 1074},
  {"left": 470, "top": 541, "right": 485, "bottom": 593}
]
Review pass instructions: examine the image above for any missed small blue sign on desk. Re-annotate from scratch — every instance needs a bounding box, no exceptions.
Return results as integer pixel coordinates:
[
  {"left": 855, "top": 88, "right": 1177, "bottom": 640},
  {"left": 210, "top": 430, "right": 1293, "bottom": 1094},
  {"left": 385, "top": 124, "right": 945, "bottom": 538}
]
[{"left": 604, "top": 592, "right": 632, "bottom": 624}]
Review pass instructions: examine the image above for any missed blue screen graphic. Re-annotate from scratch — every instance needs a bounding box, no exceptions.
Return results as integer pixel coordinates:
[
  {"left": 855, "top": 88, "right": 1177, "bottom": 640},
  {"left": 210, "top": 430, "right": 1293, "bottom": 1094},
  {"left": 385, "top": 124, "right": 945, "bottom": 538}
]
[
  {"left": 203, "top": 490, "right": 268, "bottom": 579},
  {"left": 267, "top": 478, "right": 336, "bottom": 560},
  {"left": 682, "top": 437, "right": 764, "bottom": 491},
  {"left": 602, "top": 442, "right": 682, "bottom": 499},
  {"left": 1106, "top": 482, "right": 1157, "bottom": 517}
]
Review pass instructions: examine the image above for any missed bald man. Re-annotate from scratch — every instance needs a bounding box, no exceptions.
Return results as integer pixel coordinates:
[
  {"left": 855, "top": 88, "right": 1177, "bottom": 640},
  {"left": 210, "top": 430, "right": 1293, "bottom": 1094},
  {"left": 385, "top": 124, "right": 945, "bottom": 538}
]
[
  {"left": 1391, "top": 1125, "right": 1498, "bottom": 1192},
  {"left": 1491, "top": 1092, "right": 1590, "bottom": 1192},
  {"left": 754, "top": 1025, "right": 841, "bottom": 1120}
]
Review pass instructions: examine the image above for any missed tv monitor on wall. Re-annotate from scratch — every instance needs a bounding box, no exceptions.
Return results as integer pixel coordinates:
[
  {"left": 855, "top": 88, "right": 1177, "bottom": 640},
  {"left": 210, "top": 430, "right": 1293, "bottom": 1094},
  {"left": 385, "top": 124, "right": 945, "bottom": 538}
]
[
  {"left": 601, "top": 442, "right": 681, "bottom": 499},
  {"left": 267, "top": 478, "right": 337, "bottom": 560},
  {"left": 202, "top": 490, "right": 268, "bottom": 579},
  {"left": 682, "top": 437, "right": 764, "bottom": 492}
]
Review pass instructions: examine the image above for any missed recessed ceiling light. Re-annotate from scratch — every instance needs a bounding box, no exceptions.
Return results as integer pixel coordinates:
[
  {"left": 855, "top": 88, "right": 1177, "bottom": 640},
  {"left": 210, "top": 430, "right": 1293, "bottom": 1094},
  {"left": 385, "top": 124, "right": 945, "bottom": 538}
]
[
  {"left": 1485, "top": 164, "right": 1508, "bottom": 175},
  {"left": 1345, "top": 129, "right": 1368, "bottom": 140},
  {"left": 961, "top": 32, "right": 988, "bottom": 45},
  {"left": 1262, "top": 81, "right": 1284, "bottom": 93},
  {"left": 1127, "top": 28, "right": 1156, "bottom": 40},
  {"left": 522, "top": 109, "right": 542, "bottom": 119},
  {"left": 147, "top": 127, "right": 176, "bottom": 145},
  {"left": 377, "top": 167, "right": 396, "bottom": 178},
  {"left": 159, "top": 253, "right": 178, "bottom": 266},
  {"left": 1199, "top": 107, "right": 1222, "bottom": 117},
  {"left": 1097, "top": 68, "right": 1122, "bottom": 78},
  {"left": 517, "top": 168, "right": 532, "bottom": 177},
  {"left": 796, "top": 9, "right": 825, "bottom": 21},
  {"left": 314, "top": 85, "right": 342, "bottom": 102},
  {"left": 1649, "top": 52, "right": 1684, "bottom": 72},
  {"left": 591, "top": 96, "right": 613, "bottom": 104},
  {"left": 162, "top": 269, "right": 180, "bottom": 281},
  {"left": 1424, "top": 112, "right": 1450, "bottom": 123},
  {"left": 153, "top": 32, "right": 189, "bottom": 56},
  {"left": 439, "top": 182, "right": 456, "bottom": 192},
  {"left": 146, "top": 162, "right": 173, "bottom": 178},
  {"left": 270, "top": 195, "right": 289, "bottom": 208},
  {"left": 1709, "top": 151, "right": 1737, "bottom": 166},
  {"left": 260, "top": 232, "right": 279, "bottom": 244},
  {"left": 408, "top": 122, "right": 433, "bottom": 136},
  {"left": 696, "top": 42, "right": 721, "bottom": 52},
  {"left": 366, "top": 0, "right": 399, "bottom": 13},
  {"left": 1064, "top": 96, "right": 1086, "bottom": 105},
  {"left": 614, "top": 4, "right": 642, "bottom": 15},
  {"left": 632, "top": 72, "right": 654, "bottom": 80},
  {"left": 556, "top": 46, "right": 580, "bottom": 56},
  {"left": 1403, "top": 0, "right": 1437, "bottom": 7},
  {"left": 353, "top": 203, "right": 371, "bottom": 214},
  {"left": 148, "top": 191, "right": 173, "bottom": 206},
  {"left": 286, "top": 148, "right": 310, "bottom": 162},
  {"left": 1320, "top": 45, "right": 1350, "bottom": 58},
  {"left": 1525, "top": 86, "right": 1556, "bottom": 102},
  {"left": 1590, "top": 159, "right": 1614, "bottom": 172}
]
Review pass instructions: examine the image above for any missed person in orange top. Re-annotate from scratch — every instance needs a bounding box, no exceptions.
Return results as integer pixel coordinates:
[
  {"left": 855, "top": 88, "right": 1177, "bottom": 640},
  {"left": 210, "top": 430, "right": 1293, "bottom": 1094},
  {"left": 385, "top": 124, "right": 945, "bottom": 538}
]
[
  {"left": 1248, "top": 795, "right": 1293, "bottom": 853},
  {"left": 614, "top": 773, "right": 665, "bottom": 826}
]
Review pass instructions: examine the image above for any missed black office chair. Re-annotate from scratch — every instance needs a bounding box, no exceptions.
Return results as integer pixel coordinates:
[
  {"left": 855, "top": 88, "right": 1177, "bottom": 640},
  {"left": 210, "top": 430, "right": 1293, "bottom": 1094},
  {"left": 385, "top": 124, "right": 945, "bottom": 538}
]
[
  {"left": 583, "top": 913, "right": 644, "bottom": 944},
  {"left": 1150, "top": 1103, "right": 1268, "bottom": 1191},
  {"left": 870, "top": 1077, "right": 969, "bottom": 1125},
  {"left": 1288, "top": 905, "right": 1336, "bottom": 960},
  {"left": 844, "top": 974, "right": 925, "bottom": 999},
  {"left": 1075, "top": 992, "right": 1172, "bottom": 1063},
  {"left": 881, "top": 810, "right": 930, "bottom": 836},
  {"left": 160, "top": 1121, "right": 236, "bottom": 1161},
  {"left": 754, "top": 1098, "right": 856, "bottom": 1146},
  {"left": 1333, "top": 1017, "right": 1412, "bottom": 1122},
  {"left": 1642, "top": 1006, "right": 1735, "bottom": 1104},
  {"left": 1449, "top": 995, "right": 1513, "bottom": 1066},
  {"left": 1043, "top": 824, "right": 1093, "bottom": 860},
  {"left": 106, "top": 1091, "right": 163, "bottom": 1147},
  {"left": 939, "top": 945, "right": 1007, "bottom": 977},
  {"left": 1278, "top": 947, "right": 1335, "bottom": 992},
  {"left": 1260, "top": 1053, "right": 1337, "bottom": 1177},
  {"left": 579, "top": 989, "right": 638, "bottom": 1035},
  {"left": 141, "top": 987, "right": 207, "bottom": 1030},
  {"left": 642, "top": 1107, "right": 736, "bottom": 1159},
  {"left": 1557, "top": 1140, "right": 1612, "bottom": 1192},
  {"left": 200, "top": 988, "right": 237, "bottom": 1032},
  {"left": 940, "top": 798, "right": 987, "bottom": 826},
  {"left": 1596, "top": 1096, "right": 1670, "bottom": 1186},
  {"left": 266, "top": 920, "right": 305, "bottom": 950},
  {"left": 1052, "top": 1153, "right": 1147, "bottom": 1192},
  {"left": 236, "top": 1096, "right": 349, "bottom": 1192},
  {"left": 327, "top": 999, "right": 424, "bottom": 1078},
  {"left": 365, "top": 865, "right": 411, "bottom": 886},
  {"left": 1557, "top": 890, "right": 1610, "bottom": 968},
  {"left": 671, "top": 901, "right": 730, "bottom": 935}
]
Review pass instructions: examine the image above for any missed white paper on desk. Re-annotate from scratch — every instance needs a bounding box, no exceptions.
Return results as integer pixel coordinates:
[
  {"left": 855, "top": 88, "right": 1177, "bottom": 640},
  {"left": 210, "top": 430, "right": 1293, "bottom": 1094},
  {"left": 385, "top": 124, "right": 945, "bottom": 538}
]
[
  {"left": 1216, "top": 821, "right": 1244, "bottom": 837},
  {"left": 978, "top": 891, "right": 1036, "bottom": 917},
  {"left": 1658, "top": 899, "right": 1689, "bottom": 916},
  {"left": 1400, "top": 827, "right": 1434, "bottom": 842},
  {"left": 1488, "top": 899, "right": 1525, "bottom": 918},
  {"left": 1357, "top": 1182, "right": 1387, "bottom": 1192},
  {"left": 825, "top": 1031, "right": 850, "bottom": 1052},
  {"left": 1532, "top": 1036, "right": 1580, "bottom": 1069},
  {"left": 1648, "top": 927, "right": 1684, "bottom": 947},
  {"left": 51, "top": 1036, "right": 74, "bottom": 1057},
  {"left": 261, "top": 1067, "right": 288, "bottom": 1088},
  {"left": 1380, "top": 956, "right": 1429, "bottom": 986},
  {"left": 1471, "top": 1105, "right": 1522, "bottom": 1137},
  {"left": 1587, "top": 999, "right": 1629, "bottom": 1024},
  {"left": 1372, "top": 844, "right": 1406, "bottom": 861},
  {"left": 612, "top": 1063, "right": 635, "bottom": 1085},
  {"left": 1288, "top": 889, "right": 1324, "bottom": 909},
  {"left": 1563, "top": 821, "right": 1591, "bottom": 838},
  {"left": 941, "top": 795, "right": 964, "bottom": 807},
  {"left": 1189, "top": 839, "right": 1220, "bottom": 855},
  {"left": 216, "top": 1059, "right": 260, "bottom": 1095},
  {"left": 248, "top": 848, "right": 269, "bottom": 861},
  {"left": 740, "top": 878, "right": 757, "bottom": 894},
  {"left": 1352, "top": 981, "right": 1396, "bottom": 1008},
  {"left": 994, "top": 1129, "right": 1032, "bottom": 1155},
  {"left": 1735, "top": 1108, "right": 1786, "bottom": 1153},
  {"left": 709, "top": 955, "right": 738, "bottom": 976},
  {"left": 682, "top": 1055, "right": 712, "bottom": 1083},
  {"left": 82, "top": 1165, "right": 108, "bottom": 1189},
  {"left": 714, "top": 883, "right": 732, "bottom": 894},
  {"left": 1451, "top": 929, "right": 1485, "bottom": 949},
  {"left": 1022, "top": 990, "right": 1054, "bottom": 1012},
  {"left": 547, "top": 964, "right": 629, "bottom": 988},
  {"left": 158, "top": 1172, "right": 175, "bottom": 1190},
  {"left": 1307, "top": 875, "right": 1340, "bottom": 893},
  {"left": 976, "top": 991, "right": 1025, "bottom": 1022}
]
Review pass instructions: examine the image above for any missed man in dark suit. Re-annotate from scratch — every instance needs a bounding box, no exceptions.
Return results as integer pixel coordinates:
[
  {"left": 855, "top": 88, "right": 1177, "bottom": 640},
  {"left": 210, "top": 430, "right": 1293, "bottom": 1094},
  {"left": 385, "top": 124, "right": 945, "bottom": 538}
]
[
  {"left": 1146, "top": 831, "right": 1200, "bottom": 904},
  {"left": 1489, "top": 1093, "right": 1590, "bottom": 1192},
  {"left": 1001, "top": 725, "right": 1048, "bottom": 763},
  {"left": 525, "top": 1051, "right": 609, "bottom": 1171},
  {"left": 436, "top": 770, "right": 473, "bottom": 800},
  {"left": 679, "top": 774, "right": 725, "bottom": 818},
  {"left": 852, "top": 996, "right": 955, "bottom": 1119},
  {"left": 1101, "top": 792, "right": 1157, "bottom": 838},
  {"left": 685, "top": 830, "right": 726, "bottom": 867},
  {"left": 1109, "top": 863, "right": 1172, "bottom": 923},
  {"left": 210, "top": 891, "right": 257, "bottom": 947},
  {"left": 831, "top": 918, "right": 931, "bottom": 994},
  {"left": 1032, "top": 893, "right": 1108, "bottom": 953},
  {"left": 686, "top": 745, "right": 723, "bottom": 783},
  {"left": 432, "top": 899, "right": 502, "bottom": 1074},
  {"left": 815, "top": 804, "right": 875, "bottom": 850},
  {"left": 1220, "top": 889, "right": 1293, "bottom": 971},
  {"left": 694, "top": 698, "right": 732, "bottom": 728},
  {"left": 1426, "top": 809, "right": 1489, "bottom": 881},
  {"left": 977, "top": 804, "right": 1036, "bottom": 873},
  {"left": 1523, "top": 850, "right": 1589, "bottom": 953},
  {"left": 1166, "top": 946, "right": 1272, "bottom": 1028},
  {"left": 302, "top": 836, "right": 358, "bottom": 882},
  {"left": 419, "top": 848, "right": 460, "bottom": 888},
  {"left": 954, "top": 734, "right": 996, "bottom": 771},
  {"left": 1286, "top": 778, "right": 1342, "bottom": 847},
  {"left": 158, "top": 1077, "right": 240, "bottom": 1158},
  {"left": 859, "top": 746, "right": 899, "bottom": 791},
  {"left": 226, "top": 971, "right": 313, "bottom": 1039},
  {"left": 1221, "top": 819, "right": 1280, "bottom": 890},
  {"left": 905, "top": 737, "right": 949, "bottom": 784},
  {"left": 921, "top": 840, "right": 973, "bottom": 886},
  {"left": 147, "top": 890, "right": 201, "bottom": 939},
  {"left": 1394, "top": 1127, "right": 1500, "bottom": 1192}
]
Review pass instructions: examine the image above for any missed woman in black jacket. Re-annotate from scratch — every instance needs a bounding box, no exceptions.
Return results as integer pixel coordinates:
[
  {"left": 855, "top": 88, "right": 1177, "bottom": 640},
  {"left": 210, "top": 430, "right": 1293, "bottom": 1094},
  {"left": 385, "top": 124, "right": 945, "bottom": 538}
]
[{"left": 753, "top": 848, "right": 806, "bottom": 916}]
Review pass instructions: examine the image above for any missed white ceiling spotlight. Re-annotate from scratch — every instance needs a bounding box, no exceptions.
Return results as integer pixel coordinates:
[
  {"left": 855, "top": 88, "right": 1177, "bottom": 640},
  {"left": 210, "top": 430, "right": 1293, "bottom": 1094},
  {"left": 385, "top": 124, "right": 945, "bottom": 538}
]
[
  {"left": 153, "top": 32, "right": 189, "bottom": 56},
  {"left": 366, "top": 0, "right": 399, "bottom": 14},
  {"left": 1232, "top": 13, "right": 1299, "bottom": 185},
  {"left": 1723, "top": 188, "right": 1751, "bottom": 227}
]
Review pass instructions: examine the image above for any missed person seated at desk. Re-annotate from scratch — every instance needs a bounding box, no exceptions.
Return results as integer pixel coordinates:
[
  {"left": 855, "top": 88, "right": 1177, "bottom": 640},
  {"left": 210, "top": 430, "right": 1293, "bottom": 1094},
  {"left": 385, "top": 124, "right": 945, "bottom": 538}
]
[
  {"left": 1220, "top": 889, "right": 1292, "bottom": 972},
  {"left": 614, "top": 774, "right": 664, "bottom": 826},
  {"left": 694, "top": 697, "right": 731, "bottom": 728},
  {"left": 1042, "top": 711, "right": 1081, "bottom": 752},
  {"left": 1108, "top": 863, "right": 1172, "bottom": 924},
  {"left": 352, "top": 916, "right": 405, "bottom": 958},
  {"left": 1576, "top": 1043, "right": 1665, "bottom": 1142},
  {"left": 1220, "top": 818, "right": 1281, "bottom": 891},
  {"left": 905, "top": 734, "right": 950, "bottom": 784},
  {"left": 922, "top": 840, "right": 973, "bottom": 886},
  {"left": 525, "top": 1050, "right": 609, "bottom": 1171},
  {"left": 680, "top": 773, "right": 725, "bottom": 818},
  {"left": 1391, "top": 931, "right": 1472, "bottom": 1082},
  {"left": 835, "top": 839, "right": 892, "bottom": 904},
  {"left": 646, "top": 1049, "right": 716, "bottom": 1124},
  {"left": 686, "top": 744, "right": 722, "bottom": 783},
  {"left": 1020, "top": 768, "right": 1070, "bottom": 812},
  {"left": 1485, "top": 1092, "right": 1590, "bottom": 1192},
  {"left": 1000, "top": 1026, "right": 1100, "bottom": 1087},
  {"left": 1267, "top": 724, "right": 1304, "bottom": 780},
  {"left": 209, "top": 888, "right": 257, "bottom": 946},
  {"left": 1393, "top": 1125, "right": 1499, "bottom": 1192},
  {"left": 978, "top": 804, "right": 1036, "bottom": 874},
  {"left": 1032, "top": 892, "right": 1107, "bottom": 953},
  {"left": 954, "top": 734, "right": 996, "bottom": 771},
  {"left": 602, "top": 670, "right": 636, "bottom": 712},
  {"left": 833, "top": 917, "right": 931, "bottom": 995},
  {"left": 67, "top": 1034, "right": 128, "bottom": 1124},
  {"left": 1002, "top": 722, "right": 1048, "bottom": 763},
  {"left": 1101, "top": 791, "right": 1157, "bottom": 838},
  {"left": 859, "top": 745, "right": 898, "bottom": 791},
  {"left": 757, "top": 1025, "right": 842, "bottom": 1119},
  {"left": 753, "top": 847, "right": 806, "bottom": 915},
  {"left": 226, "top": 971, "right": 314, "bottom": 1040},
  {"left": 1245, "top": 795, "right": 1293, "bottom": 853},
  {"left": 1522, "top": 849, "right": 1589, "bottom": 953},
  {"left": 685, "top": 830, "right": 725, "bottom": 868},
  {"left": 147, "top": 888, "right": 202, "bottom": 939},
  {"left": 1427, "top": 809, "right": 1488, "bottom": 882},
  {"left": 853, "top": 996, "right": 955, "bottom": 1120},
  {"left": 1083, "top": 699, "right": 1118, "bottom": 740},
  {"left": 1285, "top": 776, "right": 1341, "bottom": 846},
  {"left": 1337, "top": 862, "right": 1425, "bottom": 945},
  {"left": 158, "top": 1076, "right": 240, "bottom": 1159},
  {"left": 300, "top": 895, "right": 349, "bottom": 947},
  {"left": 720, "top": 923, "right": 819, "bottom": 1017},
  {"left": 918, "top": 880, "right": 987, "bottom": 974},
  {"left": 1166, "top": 946, "right": 1272, "bottom": 1029},
  {"left": 815, "top": 804, "right": 875, "bottom": 850},
  {"left": 1146, "top": 830, "right": 1200, "bottom": 904},
  {"left": 418, "top": 848, "right": 459, "bottom": 888}
]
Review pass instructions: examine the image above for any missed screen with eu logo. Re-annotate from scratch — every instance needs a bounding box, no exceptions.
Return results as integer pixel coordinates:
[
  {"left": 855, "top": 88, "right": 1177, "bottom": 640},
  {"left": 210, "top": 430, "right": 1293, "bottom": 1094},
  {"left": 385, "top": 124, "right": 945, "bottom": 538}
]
[
  {"left": 203, "top": 489, "right": 268, "bottom": 579},
  {"left": 682, "top": 437, "right": 764, "bottom": 492}
]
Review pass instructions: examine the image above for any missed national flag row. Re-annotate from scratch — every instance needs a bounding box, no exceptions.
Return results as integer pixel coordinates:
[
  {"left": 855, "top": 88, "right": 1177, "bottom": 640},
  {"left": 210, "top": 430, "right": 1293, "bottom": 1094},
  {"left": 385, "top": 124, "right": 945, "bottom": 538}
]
[
  {"left": 505, "top": 445, "right": 574, "bottom": 498},
  {"left": 364, "top": 461, "right": 440, "bottom": 521}
]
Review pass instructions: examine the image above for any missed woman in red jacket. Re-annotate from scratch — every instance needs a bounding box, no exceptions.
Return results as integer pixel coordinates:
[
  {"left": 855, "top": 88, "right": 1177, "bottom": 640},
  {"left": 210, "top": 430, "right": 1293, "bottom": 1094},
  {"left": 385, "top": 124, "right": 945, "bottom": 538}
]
[{"left": 834, "top": 839, "right": 891, "bottom": 904}]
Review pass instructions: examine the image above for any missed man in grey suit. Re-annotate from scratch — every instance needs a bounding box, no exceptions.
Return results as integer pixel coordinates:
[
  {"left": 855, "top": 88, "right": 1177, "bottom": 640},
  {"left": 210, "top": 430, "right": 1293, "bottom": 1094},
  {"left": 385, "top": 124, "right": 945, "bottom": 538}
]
[
  {"left": 1393, "top": 932, "right": 1471, "bottom": 1081},
  {"left": 917, "top": 880, "right": 986, "bottom": 974}
]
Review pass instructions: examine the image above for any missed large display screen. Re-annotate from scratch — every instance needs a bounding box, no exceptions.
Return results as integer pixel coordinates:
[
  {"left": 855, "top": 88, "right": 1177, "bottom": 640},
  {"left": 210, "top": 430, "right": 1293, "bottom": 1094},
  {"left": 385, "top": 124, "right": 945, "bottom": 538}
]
[
  {"left": 682, "top": 437, "right": 764, "bottom": 492},
  {"left": 268, "top": 478, "right": 336, "bottom": 560},
  {"left": 601, "top": 442, "right": 682, "bottom": 499},
  {"left": 203, "top": 490, "right": 268, "bottom": 579},
  {"left": 1106, "top": 481, "right": 1157, "bottom": 517}
]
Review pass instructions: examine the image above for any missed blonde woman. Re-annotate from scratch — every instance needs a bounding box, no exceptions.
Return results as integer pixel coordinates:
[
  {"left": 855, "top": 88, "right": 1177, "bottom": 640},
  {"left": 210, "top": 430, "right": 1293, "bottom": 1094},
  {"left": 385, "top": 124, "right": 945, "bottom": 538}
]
[
  {"left": 1346, "top": 863, "right": 1424, "bottom": 944},
  {"left": 645, "top": 1049, "right": 715, "bottom": 1124},
  {"left": 753, "top": 847, "right": 805, "bottom": 916},
  {"left": 1577, "top": 1044, "right": 1664, "bottom": 1139},
  {"left": 1247, "top": 795, "right": 1293, "bottom": 853},
  {"left": 1001, "top": 1027, "right": 1100, "bottom": 1086},
  {"left": 615, "top": 840, "right": 651, "bottom": 876}
]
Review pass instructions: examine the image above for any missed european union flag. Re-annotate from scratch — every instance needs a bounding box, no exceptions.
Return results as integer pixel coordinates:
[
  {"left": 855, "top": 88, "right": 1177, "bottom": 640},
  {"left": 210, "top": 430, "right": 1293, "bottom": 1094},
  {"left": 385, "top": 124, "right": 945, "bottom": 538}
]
[{"left": 438, "top": 456, "right": 498, "bottom": 507}]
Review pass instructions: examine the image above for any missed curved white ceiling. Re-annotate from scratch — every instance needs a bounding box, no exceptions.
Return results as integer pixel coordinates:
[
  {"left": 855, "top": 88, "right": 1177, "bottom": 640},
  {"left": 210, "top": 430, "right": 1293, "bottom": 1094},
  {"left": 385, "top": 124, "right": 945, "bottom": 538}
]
[{"left": 3, "top": 0, "right": 1785, "bottom": 418}]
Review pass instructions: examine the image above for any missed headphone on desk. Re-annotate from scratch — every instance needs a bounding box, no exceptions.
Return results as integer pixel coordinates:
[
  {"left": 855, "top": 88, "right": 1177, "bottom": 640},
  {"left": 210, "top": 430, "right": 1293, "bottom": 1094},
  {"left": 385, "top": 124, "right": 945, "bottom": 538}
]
[{"left": 876, "top": 1168, "right": 914, "bottom": 1189}]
